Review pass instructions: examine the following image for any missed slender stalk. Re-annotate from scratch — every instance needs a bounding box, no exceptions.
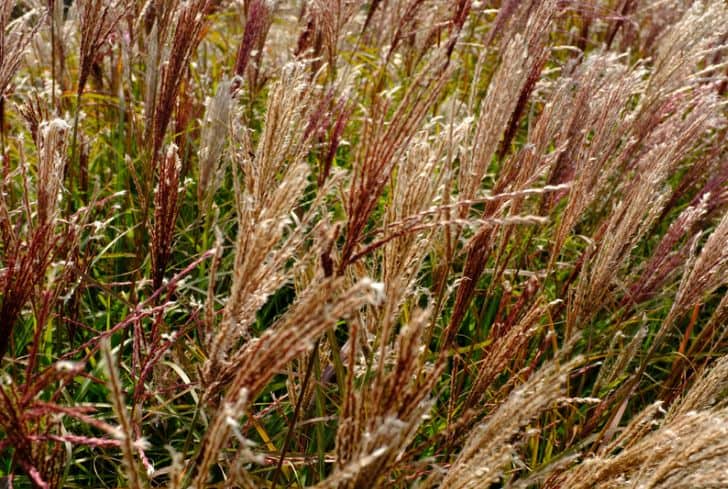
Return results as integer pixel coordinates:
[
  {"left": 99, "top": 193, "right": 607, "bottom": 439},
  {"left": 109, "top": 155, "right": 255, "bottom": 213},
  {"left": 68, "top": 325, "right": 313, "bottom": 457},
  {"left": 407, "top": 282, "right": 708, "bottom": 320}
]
[
  {"left": 68, "top": 91, "right": 82, "bottom": 205},
  {"left": 270, "top": 338, "right": 320, "bottom": 489},
  {"left": 50, "top": 0, "right": 56, "bottom": 111}
]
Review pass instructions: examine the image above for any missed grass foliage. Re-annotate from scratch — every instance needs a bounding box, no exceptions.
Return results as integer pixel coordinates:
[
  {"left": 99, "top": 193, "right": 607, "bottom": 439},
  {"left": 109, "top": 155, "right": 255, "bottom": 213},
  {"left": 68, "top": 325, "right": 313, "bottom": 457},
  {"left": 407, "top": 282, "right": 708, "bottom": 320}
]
[{"left": 1, "top": 0, "right": 728, "bottom": 487}]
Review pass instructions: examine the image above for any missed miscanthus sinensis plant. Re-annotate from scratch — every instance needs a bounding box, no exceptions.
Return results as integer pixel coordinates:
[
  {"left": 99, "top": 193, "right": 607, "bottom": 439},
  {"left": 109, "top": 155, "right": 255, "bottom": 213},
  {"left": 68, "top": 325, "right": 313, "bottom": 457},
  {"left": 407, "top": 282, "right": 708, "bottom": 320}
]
[{"left": 1, "top": 0, "right": 727, "bottom": 487}]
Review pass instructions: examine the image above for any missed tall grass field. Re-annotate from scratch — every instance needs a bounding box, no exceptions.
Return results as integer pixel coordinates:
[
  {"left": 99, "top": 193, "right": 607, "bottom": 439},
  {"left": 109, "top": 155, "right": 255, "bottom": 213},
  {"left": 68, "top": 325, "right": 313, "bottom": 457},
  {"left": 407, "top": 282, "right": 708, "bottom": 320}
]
[{"left": 1, "top": 0, "right": 728, "bottom": 487}]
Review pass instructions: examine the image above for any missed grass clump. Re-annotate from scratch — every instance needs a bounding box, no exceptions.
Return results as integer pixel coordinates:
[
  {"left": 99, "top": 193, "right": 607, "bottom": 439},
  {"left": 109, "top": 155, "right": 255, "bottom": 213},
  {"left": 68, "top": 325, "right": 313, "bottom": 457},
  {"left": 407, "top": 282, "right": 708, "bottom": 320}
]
[{"left": 1, "top": 0, "right": 728, "bottom": 487}]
